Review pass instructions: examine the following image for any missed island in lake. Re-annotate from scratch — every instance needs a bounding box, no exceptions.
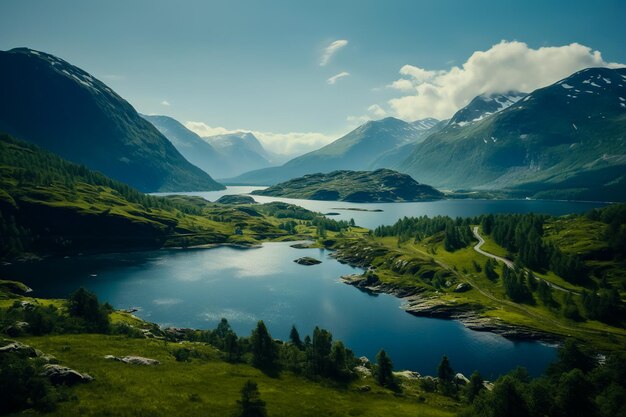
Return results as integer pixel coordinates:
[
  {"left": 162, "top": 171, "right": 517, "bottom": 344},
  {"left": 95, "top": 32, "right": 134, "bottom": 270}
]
[{"left": 251, "top": 169, "right": 444, "bottom": 203}]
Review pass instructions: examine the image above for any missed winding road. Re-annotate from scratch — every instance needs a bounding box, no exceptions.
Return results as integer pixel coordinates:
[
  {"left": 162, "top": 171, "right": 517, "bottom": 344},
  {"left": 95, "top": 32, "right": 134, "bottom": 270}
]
[
  {"left": 472, "top": 226, "right": 578, "bottom": 295},
  {"left": 472, "top": 226, "right": 514, "bottom": 268}
]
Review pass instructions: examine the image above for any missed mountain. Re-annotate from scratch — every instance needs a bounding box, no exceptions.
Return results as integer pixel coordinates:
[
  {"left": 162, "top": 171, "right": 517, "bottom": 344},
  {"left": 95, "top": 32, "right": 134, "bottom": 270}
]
[
  {"left": 398, "top": 67, "right": 626, "bottom": 201},
  {"left": 204, "top": 132, "right": 274, "bottom": 176},
  {"left": 143, "top": 115, "right": 274, "bottom": 178},
  {"left": 227, "top": 117, "right": 439, "bottom": 185},
  {"left": 251, "top": 169, "right": 443, "bottom": 202},
  {"left": 448, "top": 92, "right": 526, "bottom": 126},
  {"left": 0, "top": 48, "right": 223, "bottom": 192},
  {"left": 370, "top": 118, "right": 447, "bottom": 169},
  {"left": 141, "top": 114, "right": 230, "bottom": 177}
]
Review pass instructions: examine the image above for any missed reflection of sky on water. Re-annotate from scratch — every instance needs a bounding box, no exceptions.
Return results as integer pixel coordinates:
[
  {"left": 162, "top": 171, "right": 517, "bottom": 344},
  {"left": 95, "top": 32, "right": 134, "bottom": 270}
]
[{"left": 3, "top": 242, "right": 557, "bottom": 380}]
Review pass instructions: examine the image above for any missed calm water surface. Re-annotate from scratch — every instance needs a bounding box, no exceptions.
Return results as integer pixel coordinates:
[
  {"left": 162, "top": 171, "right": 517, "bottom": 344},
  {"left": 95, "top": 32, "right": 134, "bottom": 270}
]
[
  {"left": 3, "top": 242, "right": 557, "bottom": 379},
  {"left": 166, "top": 186, "right": 608, "bottom": 230}
]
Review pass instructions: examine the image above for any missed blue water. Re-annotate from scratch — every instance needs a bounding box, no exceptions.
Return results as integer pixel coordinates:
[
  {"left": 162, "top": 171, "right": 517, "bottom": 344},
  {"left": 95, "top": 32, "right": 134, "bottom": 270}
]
[
  {"left": 162, "top": 186, "right": 608, "bottom": 230},
  {"left": 3, "top": 242, "right": 557, "bottom": 380}
]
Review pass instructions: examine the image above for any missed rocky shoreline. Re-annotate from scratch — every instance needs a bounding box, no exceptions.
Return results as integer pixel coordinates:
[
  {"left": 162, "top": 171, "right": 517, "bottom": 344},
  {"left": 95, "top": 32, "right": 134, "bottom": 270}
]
[{"left": 340, "top": 273, "right": 561, "bottom": 344}]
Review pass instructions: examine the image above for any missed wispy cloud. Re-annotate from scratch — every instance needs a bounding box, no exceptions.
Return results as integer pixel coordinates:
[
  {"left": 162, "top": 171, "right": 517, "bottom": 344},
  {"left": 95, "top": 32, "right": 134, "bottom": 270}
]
[
  {"left": 160, "top": 100, "right": 171, "bottom": 106},
  {"left": 320, "top": 39, "right": 348, "bottom": 66},
  {"left": 386, "top": 41, "right": 625, "bottom": 120},
  {"left": 327, "top": 71, "right": 350, "bottom": 85}
]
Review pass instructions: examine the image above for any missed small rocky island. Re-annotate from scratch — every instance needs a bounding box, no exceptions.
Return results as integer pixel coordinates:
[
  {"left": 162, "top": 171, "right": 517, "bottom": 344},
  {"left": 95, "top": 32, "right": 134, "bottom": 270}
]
[
  {"left": 294, "top": 257, "right": 322, "bottom": 265},
  {"left": 251, "top": 169, "right": 444, "bottom": 203}
]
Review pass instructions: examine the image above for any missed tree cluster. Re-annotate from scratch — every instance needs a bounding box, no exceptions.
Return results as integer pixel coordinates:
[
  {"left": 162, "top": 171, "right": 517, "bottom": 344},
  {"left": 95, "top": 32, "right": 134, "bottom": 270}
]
[{"left": 464, "top": 340, "right": 626, "bottom": 417}]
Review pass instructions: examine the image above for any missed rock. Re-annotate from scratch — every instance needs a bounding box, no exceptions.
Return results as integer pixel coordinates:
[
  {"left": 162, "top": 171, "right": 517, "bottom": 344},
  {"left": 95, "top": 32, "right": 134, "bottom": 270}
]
[
  {"left": 40, "top": 364, "right": 93, "bottom": 385},
  {"left": 454, "top": 373, "right": 470, "bottom": 385},
  {"left": 357, "top": 385, "right": 371, "bottom": 392},
  {"left": 105, "top": 355, "right": 160, "bottom": 366},
  {"left": 3, "top": 321, "right": 29, "bottom": 337},
  {"left": 354, "top": 365, "right": 372, "bottom": 377},
  {"left": 358, "top": 356, "right": 370, "bottom": 366},
  {"left": 290, "top": 242, "right": 316, "bottom": 249},
  {"left": 19, "top": 301, "right": 36, "bottom": 310},
  {"left": 454, "top": 283, "right": 471, "bottom": 293},
  {"left": 294, "top": 257, "right": 321, "bottom": 266},
  {"left": 394, "top": 370, "right": 421, "bottom": 379},
  {"left": 0, "top": 341, "right": 38, "bottom": 357}
]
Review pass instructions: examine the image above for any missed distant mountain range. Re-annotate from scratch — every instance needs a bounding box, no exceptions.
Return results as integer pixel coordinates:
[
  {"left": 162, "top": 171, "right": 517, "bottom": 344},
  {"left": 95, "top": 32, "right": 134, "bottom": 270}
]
[
  {"left": 142, "top": 115, "right": 274, "bottom": 178},
  {"left": 0, "top": 48, "right": 223, "bottom": 192},
  {"left": 399, "top": 67, "right": 626, "bottom": 201},
  {"left": 227, "top": 116, "right": 441, "bottom": 185},
  {"left": 231, "top": 67, "right": 626, "bottom": 201}
]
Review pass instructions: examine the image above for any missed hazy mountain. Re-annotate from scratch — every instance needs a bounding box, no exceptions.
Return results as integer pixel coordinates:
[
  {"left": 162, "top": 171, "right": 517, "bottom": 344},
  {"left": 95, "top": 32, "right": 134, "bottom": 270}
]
[
  {"left": 0, "top": 48, "right": 222, "bottom": 192},
  {"left": 227, "top": 117, "right": 437, "bottom": 185},
  {"left": 204, "top": 132, "right": 274, "bottom": 176},
  {"left": 141, "top": 114, "right": 232, "bottom": 177},
  {"left": 398, "top": 67, "right": 626, "bottom": 201}
]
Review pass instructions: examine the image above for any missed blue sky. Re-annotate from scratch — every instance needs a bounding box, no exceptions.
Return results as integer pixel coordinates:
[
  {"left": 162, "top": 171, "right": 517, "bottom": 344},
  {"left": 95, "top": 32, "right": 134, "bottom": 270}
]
[{"left": 1, "top": 0, "right": 625, "bottom": 155}]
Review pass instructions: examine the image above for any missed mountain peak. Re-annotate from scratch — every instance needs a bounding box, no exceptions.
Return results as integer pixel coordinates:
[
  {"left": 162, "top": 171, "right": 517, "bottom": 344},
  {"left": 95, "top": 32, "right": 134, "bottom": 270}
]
[{"left": 448, "top": 91, "right": 527, "bottom": 126}]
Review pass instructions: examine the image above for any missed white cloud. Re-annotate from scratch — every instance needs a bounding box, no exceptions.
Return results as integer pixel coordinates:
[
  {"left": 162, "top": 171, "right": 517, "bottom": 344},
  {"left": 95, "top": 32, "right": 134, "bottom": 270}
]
[
  {"left": 387, "top": 41, "right": 624, "bottom": 120},
  {"left": 346, "top": 104, "right": 388, "bottom": 127},
  {"left": 184, "top": 121, "right": 237, "bottom": 137},
  {"left": 184, "top": 121, "right": 337, "bottom": 157},
  {"left": 320, "top": 39, "right": 348, "bottom": 66},
  {"left": 160, "top": 100, "right": 171, "bottom": 106},
  {"left": 327, "top": 71, "right": 350, "bottom": 84},
  {"left": 367, "top": 104, "right": 387, "bottom": 118}
]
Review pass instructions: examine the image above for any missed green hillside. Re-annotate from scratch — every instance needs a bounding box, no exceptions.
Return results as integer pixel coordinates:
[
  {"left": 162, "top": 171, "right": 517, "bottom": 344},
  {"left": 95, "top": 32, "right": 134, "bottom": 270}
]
[
  {"left": 0, "top": 134, "right": 334, "bottom": 260},
  {"left": 252, "top": 169, "right": 444, "bottom": 202}
]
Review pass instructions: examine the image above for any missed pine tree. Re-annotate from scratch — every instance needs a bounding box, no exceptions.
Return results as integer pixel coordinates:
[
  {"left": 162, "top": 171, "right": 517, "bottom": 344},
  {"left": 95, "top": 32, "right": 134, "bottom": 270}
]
[
  {"left": 289, "top": 325, "right": 303, "bottom": 350},
  {"left": 237, "top": 380, "right": 267, "bottom": 417},
  {"left": 250, "top": 321, "right": 278, "bottom": 370},
  {"left": 375, "top": 349, "right": 395, "bottom": 388}
]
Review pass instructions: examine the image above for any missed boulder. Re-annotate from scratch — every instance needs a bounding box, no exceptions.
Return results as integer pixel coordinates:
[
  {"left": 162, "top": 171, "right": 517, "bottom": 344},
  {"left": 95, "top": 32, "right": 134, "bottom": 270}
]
[
  {"left": 40, "top": 364, "right": 93, "bottom": 385},
  {"left": 105, "top": 355, "right": 160, "bottom": 366},
  {"left": 394, "top": 370, "right": 421, "bottom": 379},
  {"left": 0, "top": 341, "right": 38, "bottom": 357},
  {"left": 454, "top": 373, "right": 470, "bottom": 385},
  {"left": 358, "top": 356, "right": 370, "bottom": 366},
  {"left": 454, "top": 283, "right": 471, "bottom": 293},
  {"left": 290, "top": 242, "right": 315, "bottom": 249},
  {"left": 294, "top": 257, "right": 321, "bottom": 266},
  {"left": 354, "top": 365, "right": 372, "bottom": 377},
  {"left": 357, "top": 385, "right": 371, "bottom": 392}
]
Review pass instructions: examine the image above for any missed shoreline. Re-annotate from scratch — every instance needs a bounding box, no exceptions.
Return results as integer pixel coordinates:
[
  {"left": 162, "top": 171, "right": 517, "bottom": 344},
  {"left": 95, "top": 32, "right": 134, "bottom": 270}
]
[{"left": 339, "top": 273, "right": 562, "bottom": 345}]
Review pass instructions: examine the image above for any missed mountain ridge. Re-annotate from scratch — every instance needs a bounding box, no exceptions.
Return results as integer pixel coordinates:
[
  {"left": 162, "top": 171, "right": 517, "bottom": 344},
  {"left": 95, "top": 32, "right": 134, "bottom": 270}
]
[{"left": 0, "top": 48, "right": 223, "bottom": 192}]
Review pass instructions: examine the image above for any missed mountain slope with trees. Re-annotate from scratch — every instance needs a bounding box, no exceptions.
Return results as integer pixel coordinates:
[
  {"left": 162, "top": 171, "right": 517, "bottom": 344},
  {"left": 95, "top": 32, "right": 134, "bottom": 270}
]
[{"left": 0, "top": 48, "right": 222, "bottom": 192}]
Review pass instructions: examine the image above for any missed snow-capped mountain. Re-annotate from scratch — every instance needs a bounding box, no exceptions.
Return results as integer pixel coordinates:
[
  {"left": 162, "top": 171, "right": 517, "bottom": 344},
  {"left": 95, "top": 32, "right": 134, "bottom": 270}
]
[
  {"left": 399, "top": 67, "right": 626, "bottom": 201},
  {"left": 228, "top": 117, "right": 440, "bottom": 185},
  {"left": 448, "top": 92, "right": 527, "bottom": 126}
]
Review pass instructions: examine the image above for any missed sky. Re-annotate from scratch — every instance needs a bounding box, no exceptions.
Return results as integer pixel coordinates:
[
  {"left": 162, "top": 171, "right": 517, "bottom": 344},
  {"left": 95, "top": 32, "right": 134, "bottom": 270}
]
[{"left": 1, "top": 0, "right": 625, "bottom": 156}]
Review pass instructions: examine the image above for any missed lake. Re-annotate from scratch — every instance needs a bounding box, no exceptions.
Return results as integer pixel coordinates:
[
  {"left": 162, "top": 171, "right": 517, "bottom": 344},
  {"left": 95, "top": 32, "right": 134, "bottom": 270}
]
[
  {"left": 3, "top": 242, "right": 557, "bottom": 380},
  {"left": 159, "top": 186, "right": 608, "bottom": 230}
]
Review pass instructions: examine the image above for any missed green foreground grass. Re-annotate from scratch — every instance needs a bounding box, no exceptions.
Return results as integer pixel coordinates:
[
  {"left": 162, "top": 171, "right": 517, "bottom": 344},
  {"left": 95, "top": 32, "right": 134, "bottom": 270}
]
[{"left": 7, "top": 333, "right": 459, "bottom": 417}]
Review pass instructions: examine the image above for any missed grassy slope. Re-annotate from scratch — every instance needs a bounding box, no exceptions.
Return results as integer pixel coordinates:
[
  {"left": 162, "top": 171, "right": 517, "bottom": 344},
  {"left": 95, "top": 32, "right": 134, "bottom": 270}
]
[
  {"left": 0, "top": 134, "right": 338, "bottom": 259},
  {"left": 332, "top": 228, "right": 626, "bottom": 351},
  {"left": 252, "top": 169, "right": 443, "bottom": 202},
  {"left": 0, "top": 287, "right": 459, "bottom": 417}
]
